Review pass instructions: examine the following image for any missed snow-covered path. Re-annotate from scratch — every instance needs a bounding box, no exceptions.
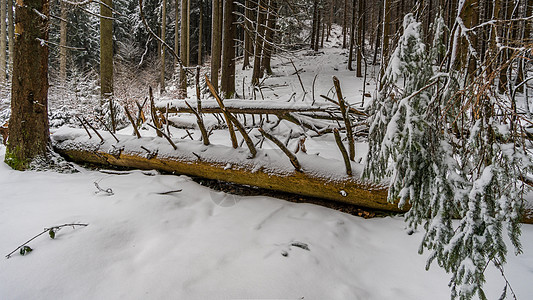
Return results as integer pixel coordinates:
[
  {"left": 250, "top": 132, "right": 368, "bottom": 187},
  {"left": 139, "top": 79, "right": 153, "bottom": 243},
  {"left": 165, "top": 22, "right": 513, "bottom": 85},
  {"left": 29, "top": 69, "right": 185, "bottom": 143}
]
[{"left": 1, "top": 145, "right": 532, "bottom": 299}]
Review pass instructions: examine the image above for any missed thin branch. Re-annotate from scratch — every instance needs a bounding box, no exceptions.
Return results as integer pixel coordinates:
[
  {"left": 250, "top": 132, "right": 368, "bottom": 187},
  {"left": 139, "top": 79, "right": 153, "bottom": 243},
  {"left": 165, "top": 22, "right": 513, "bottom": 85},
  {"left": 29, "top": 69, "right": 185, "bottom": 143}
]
[
  {"left": 333, "top": 128, "right": 352, "bottom": 176},
  {"left": 146, "top": 123, "right": 177, "bottom": 150},
  {"left": 259, "top": 128, "right": 302, "bottom": 172}
]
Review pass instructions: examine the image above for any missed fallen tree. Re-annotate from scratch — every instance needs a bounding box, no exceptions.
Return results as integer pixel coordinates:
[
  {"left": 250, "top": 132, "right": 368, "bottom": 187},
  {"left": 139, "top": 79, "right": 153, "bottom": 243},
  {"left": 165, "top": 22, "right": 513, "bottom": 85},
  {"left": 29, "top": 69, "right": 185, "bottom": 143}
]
[{"left": 51, "top": 128, "right": 533, "bottom": 223}]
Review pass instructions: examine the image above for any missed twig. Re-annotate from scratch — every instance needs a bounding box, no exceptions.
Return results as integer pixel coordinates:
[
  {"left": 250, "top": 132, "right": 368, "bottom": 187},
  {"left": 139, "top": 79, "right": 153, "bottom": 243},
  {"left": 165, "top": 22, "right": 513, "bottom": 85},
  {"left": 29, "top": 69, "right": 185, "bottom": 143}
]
[
  {"left": 96, "top": 116, "right": 119, "bottom": 143},
  {"left": 333, "top": 128, "right": 352, "bottom": 176},
  {"left": 312, "top": 73, "right": 318, "bottom": 105},
  {"left": 149, "top": 87, "right": 162, "bottom": 138},
  {"left": 147, "top": 123, "right": 177, "bottom": 150},
  {"left": 205, "top": 75, "right": 239, "bottom": 149},
  {"left": 157, "top": 189, "right": 183, "bottom": 195},
  {"left": 82, "top": 117, "right": 104, "bottom": 142},
  {"left": 259, "top": 128, "right": 302, "bottom": 172},
  {"left": 290, "top": 59, "right": 306, "bottom": 96},
  {"left": 124, "top": 106, "right": 141, "bottom": 138},
  {"left": 76, "top": 116, "right": 92, "bottom": 139},
  {"left": 185, "top": 101, "right": 210, "bottom": 145},
  {"left": 5, "top": 223, "right": 89, "bottom": 259},
  {"left": 333, "top": 76, "right": 355, "bottom": 161},
  {"left": 320, "top": 94, "right": 368, "bottom": 116},
  {"left": 94, "top": 181, "right": 114, "bottom": 195}
]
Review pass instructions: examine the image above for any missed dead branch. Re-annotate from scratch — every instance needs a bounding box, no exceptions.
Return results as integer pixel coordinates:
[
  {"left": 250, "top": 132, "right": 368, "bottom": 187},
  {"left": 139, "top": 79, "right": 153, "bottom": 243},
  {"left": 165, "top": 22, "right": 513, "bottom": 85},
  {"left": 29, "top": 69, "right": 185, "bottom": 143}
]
[
  {"left": 124, "top": 106, "right": 141, "bottom": 138},
  {"left": 259, "top": 128, "right": 302, "bottom": 171},
  {"left": 333, "top": 76, "right": 355, "bottom": 161},
  {"left": 334, "top": 128, "right": 352, "bottom": 176},
  {"left": 205, "top": 75, "right": 239, "bottom": 148}
]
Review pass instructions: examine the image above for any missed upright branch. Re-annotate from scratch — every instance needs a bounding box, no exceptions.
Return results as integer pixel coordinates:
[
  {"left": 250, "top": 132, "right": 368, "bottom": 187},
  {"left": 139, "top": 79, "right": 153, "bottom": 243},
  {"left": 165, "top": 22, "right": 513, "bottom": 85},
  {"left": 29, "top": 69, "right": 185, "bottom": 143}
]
[
  {"left": 333, "top": 128, "right": 352, "bottom": 176},
  {"left": 147, "top": 123, "right": 177, "bottom": 150},
  {"left": 82, "top": 117, "right": 104, "bottom": 142},
  {"left": 185, "top": 101, "right": 210, "bottom": 145},
  {"left": 259, "top": 128, "right": 302, "bottom": 172},
  {"left": 205, "top": 75, "right": 239, "bottom": 148},
  {"left": 333, "top": 76, "right": 355, "bottom": 161},
  {"left": 124, "top": 106, "right": 141, "bottom": 138},
  {"left": 149, "top": 87, "right": 163, "bottom": 137}
]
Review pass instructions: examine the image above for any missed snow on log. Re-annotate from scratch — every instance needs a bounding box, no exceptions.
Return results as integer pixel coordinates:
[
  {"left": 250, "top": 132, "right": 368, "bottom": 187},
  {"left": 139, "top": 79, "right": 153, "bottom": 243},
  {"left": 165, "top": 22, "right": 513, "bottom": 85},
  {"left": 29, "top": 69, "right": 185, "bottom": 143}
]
[{"left": 51, "top": 127, "right": 396, "bottom": 212}]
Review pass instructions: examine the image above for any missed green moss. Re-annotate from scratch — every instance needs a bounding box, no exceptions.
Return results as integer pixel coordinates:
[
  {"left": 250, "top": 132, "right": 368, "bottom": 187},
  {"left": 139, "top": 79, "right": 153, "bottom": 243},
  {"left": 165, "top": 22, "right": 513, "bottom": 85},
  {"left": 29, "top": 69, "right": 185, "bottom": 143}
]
[{"left": 4, "top": 146, "right": 31, "bottom": 171}]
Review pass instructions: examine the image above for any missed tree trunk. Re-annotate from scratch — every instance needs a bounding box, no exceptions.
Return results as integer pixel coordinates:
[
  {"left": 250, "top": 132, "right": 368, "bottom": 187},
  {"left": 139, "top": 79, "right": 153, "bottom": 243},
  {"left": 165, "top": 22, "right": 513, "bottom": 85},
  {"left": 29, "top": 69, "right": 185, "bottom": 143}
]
[
  {"left": 348, "top": 0, "right": 356, "bottom": 71},
  {"left": 7, "top": 0, "right": 13, "bottom": 75},
  {"left": 5, "top": 0, "right": 50, "bottom": 170},
  {"left": 262, "top": 0, "right": 277, "bottom": 76},
  {"left": 0, "top": 0, "right": 6, "bottom": 83},
  {"left": 356, "top": 0, "right": 364, "bottom": 77},
  {"left": 179, "top": 0, "right": 189, "bottom": 98},
  {"left": 251, "top": 0, "right": 266, "bottom": 86},
  {"left": 314, "top": 4, "right": 321, "bottom": 51},
  {"left": 342, "top": 0, "right": 348, "bottom": 48},
  {"left": 380, "top": 0, "right": 390, "bottom": 84},
  {"left": 100, "top": 0, "right": 113, "bottom": 100},
  {"left": 211, "top": 0, "right": 222, "bottom": 91},
  {"left": 220, "top": 0, "right": 236, "bottom": 98},
  {"left": 197, "top": 0, "right": 203, "bottom": 65},
  {"left": 311, "top": 0, "right": 318, "bottom": 48},
  {"left": 174, "top": 0, "right": 179, "bottom": 67},
  {"left": 59, "top": 0, "right": 67, "bottom": 83},
  {"left": 372, "top": 0, "right": 382, "bottom": 65},
  {"left": 242, "top": 0, "right": 253, "bottom": 69},
  {"left": 160, "top": 0, "right": 167, "bottom": 94}
]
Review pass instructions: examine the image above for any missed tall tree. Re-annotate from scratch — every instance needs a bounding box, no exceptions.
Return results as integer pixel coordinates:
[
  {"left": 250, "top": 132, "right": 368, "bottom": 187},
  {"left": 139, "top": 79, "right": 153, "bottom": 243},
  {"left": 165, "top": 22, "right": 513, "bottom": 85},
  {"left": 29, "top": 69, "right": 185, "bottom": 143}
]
[
  {"left": 59, "top": 0, "right": 68, "bottom": 83},
  {"left": 252, "top": 0, "right": 266, "bottom": 85},
  {"left": 220, "top": 0, "right": 236, "bottom": 97},
  {"left": 0, "top": 0, "right": 6, "bottom": 83},
  {"left": 356, "top": 0, "right": 364, "bottom": 77},
  {"left": 197, "top": 0, "right": 203, "bottom": 65},
  {"left": 161, "top": 0, "right": 167, "bottom": 93},
  {"left": 210, "top": 0, "right": 222, "bottom": 91},
  {"left": 100, "top": 0, "right": 113, "bottom": 100},
  {"left": 7, "top": 0, "right": 13, "bottom": 73},
  {"left": 242, "top": 0, "right": 253, "bottom": 69},
  {"left": 342, "top": 0, "right": 348, "bottom": 48},
  {"left": 262, "top": 0, "right": 278, "bottom": 76},
  {"left": 179, "top": 0, "right": 190, "bottom": 98},
  {"left": 5, "top": 0, "right": 50, "bottom": 170},
  {"left": 347, "top": 0, "right": 356, "bottom": 70}
]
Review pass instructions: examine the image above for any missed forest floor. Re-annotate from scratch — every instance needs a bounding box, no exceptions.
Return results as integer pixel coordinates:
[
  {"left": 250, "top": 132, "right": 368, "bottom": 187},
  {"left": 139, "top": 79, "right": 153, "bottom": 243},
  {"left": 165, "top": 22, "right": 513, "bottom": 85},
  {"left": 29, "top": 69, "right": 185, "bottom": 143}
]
[{"left": 1, "top": 31, "right": 533, "bottom": 299}]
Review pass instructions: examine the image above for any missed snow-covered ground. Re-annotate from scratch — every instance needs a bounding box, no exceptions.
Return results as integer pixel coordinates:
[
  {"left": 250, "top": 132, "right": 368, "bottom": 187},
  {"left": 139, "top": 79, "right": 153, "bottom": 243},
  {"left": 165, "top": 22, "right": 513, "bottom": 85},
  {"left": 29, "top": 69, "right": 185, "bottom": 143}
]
[{"left": 1, "top": 143, "right": 532, "bottom": 299}]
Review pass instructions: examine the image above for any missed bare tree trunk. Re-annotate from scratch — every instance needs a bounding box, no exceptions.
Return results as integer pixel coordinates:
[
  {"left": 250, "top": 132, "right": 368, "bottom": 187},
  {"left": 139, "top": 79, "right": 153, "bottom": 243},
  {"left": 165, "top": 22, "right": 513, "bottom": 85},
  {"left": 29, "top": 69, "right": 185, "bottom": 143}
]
[
  {"left": 179, "top": 0, "right": 189, "bottom": 98},
  {"left": 174, "top": 0, "right": 179, "bottom": 67},
  {"left": 59, "top": 0, "right": 67, "bottom": 83},
  {"left": 6, "top": 0, "right": 50, "bottom": 170},
  {"left": 314, "top": 3, "right": 321, "bottom": 51},
  {"left": 0, "top": 0, "right": 6, "bottom": 83},
  {"left": 311, "top": 0, "right": 318, "bottom": 48},
  {"left": 348, "top": 0, "right": 356, "bottom": 70},
  {"left": 356, "top": 0, "right": 364, "bottom": 77},
  {"left": 242, "top": 0, "right": 253, "bottom": 69},
  {"left": 251, "top": 0, "right": 266, "bottom": 85},
  {"left": 220, "top": 0, "right": 236, "bottom": 98},
  {"left": 211, "top": 0, "right": 222, "bottom": 91},
  {"left": 262, "top": 0, "right": 277, "bottom": 76},
  {"left": 342, "top": 0, "right": 348, "bottom": 48},
  {"left": 198, "top": 0, "right": 203, "bottom": 65},
  {"left": 7, "top": 0, "right": 13, "bottom": 74},
  {"left": 327, "top": 0, "right": 333, "bottom": 41},
  {"left": 100, "top": 0, "right": 113, "bottom": 101},
  {"left": 161, "top": 0, "right": 167, "bottom": 94},
  {"left": 380, "top": 0, "right": 390, "bottom": 84},
  {"left": 372, "top": 0, "right": 382, "bottom": 65}
]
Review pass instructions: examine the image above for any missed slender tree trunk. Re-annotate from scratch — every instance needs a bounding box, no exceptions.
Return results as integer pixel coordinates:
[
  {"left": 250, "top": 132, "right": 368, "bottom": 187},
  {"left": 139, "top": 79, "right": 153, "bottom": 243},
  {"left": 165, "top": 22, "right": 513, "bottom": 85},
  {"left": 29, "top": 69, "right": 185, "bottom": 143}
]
[
  {"left": 342, "top": 0, "right": 348, "bottom": 48},
  {"left": 220, "top": 0, "right": 236, "bottom": 98},
  {"left": 7, "top": 0, "right": 13, "bottom": 74},
  {"left": 516, "top": 0, "right": 532, "bottom": 93},
  {"left": 5, "top": 0, "right": 50, "bottom": 170},
  {"left": 311, "top": 0, "right": 318, "bottom": 48},
  {"left": 372, "top": 0, "right": 382, "bottom": 65},
  {"left": 198, "top": 0, "right": 203, "bottom": 65},
  {"left": 327, "top": 0, "right": 333, "bottom": 41},
  {"left": 251, "top": 0, "right": 266, "bottom": 85},
  {"left": 100, "top": 0, "right": 113, "bottom": 100},
  {"left": 161, "top": 0, "right": 167, "bottom": 94},
  {"left": 59, "top": 0, "right": 67, "bottom": 83},
  {"left": 498, "top": 0, "right": 512, "bottom": 93},
  {"left": 314, "top": 4, "right": 321, "bottom": 51},
  {"left": 211, "top": 0, "right": 222, "bottom": 91},
  {"left": 262, "top": 0, "right": 277, "bottom": 76},
  {"left": 380, "top": 0, "right": 390, "bottom": 84},
  {"left": 242, "top": 0, "right": 253, "bottom": 69},
  {"left": 356, "top": 0, "right": 364, "bottom": 77},
  {"left": 348, "top": 0, "right": 356, "bottom": 70},
  {"left": 179, "top": 0, "right": 189, "bottom": 98},
  {"left": 174, "top": 0, "right": 179, "bottom": 67},
  {"left": 0, "top": 0, "right": 6, "bottom": 83}
]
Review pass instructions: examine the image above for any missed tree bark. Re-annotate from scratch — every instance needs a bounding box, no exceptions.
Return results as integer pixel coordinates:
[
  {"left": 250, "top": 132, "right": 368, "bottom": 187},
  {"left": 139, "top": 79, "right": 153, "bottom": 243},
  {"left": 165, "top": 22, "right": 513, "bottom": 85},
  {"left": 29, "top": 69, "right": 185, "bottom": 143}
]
[
  {"left": 220, "top": 0, "right": 236, "bottom": 98},
  {"left": 380, "top": 0, "right": 390, "bottom": 84},
  {"left": 262, "top": 0, "right": 277, "bottom": 76},
  {"left": 342, "top": 0, "right": 348, "bottom": 48},
  {"left": 7, "top": 0, "right": 13, "bottom": 74},
  {"left": 59, "top": 0, "right": 67, "bottom": 83},
  {"left": 0, "top": 0, "right": 6, "bottom": 83},
  {"left": 179, "top": 0, "right": 189, "bottom": 98},
  {"left": 347, "top": 0, "right": 356, "bottom": 71},
  {"left": 242, "top": 0, "right": 253, "bottom": 69},
  {"left": 251, "top": 0, "right": 266, "bottom": 86},
  {"left": 100, "top": 0, "right": 113, "bottom": 100},
  {"left": 174, "top": 0, "right": 179, "bottom": 67},
  {"left": 160, "top": 0, "right": 167, "bottom": 94},
  {"left": 210, "top": 0, "right": 222, "bottom": 91},
  {"left": 197, "top": 0, "right": 203, "bottom": 65},
  {"left": 356, "top": 0, "right": 364, "bottom": 77},
  {"left": 5, "top": 0, "right": 50, "bottom": 170}
]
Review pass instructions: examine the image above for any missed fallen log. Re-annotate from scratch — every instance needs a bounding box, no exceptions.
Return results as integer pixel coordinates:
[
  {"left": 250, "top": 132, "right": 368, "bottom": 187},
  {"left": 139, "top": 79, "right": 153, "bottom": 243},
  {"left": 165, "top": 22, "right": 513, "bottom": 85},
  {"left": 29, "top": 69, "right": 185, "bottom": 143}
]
[
  {"left": 51, "top": 127, "right": 397, "bottom": 212},
  {"left": 51, "top": 128, "right": 533, "bottom": 223}
]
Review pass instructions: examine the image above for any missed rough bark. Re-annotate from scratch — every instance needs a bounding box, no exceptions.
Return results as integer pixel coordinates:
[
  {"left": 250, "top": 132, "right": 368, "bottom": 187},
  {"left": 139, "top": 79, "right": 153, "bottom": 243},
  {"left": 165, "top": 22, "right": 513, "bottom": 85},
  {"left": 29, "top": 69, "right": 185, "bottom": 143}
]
[
  {"left": 5, "top": 0, "right": 50, "bottom": 170},
  {"left": 210, "top": 0, "right": 222, "bottom": 91},
  {"left": 251, "top": 0, "right": 267, "bottom": 86},
  {"left": 160, "top": 0, "right": 167, "bottom": 93},
  {"left": 100, "top": 0, "right": 113, "bottom": 100},
  {"left": 0, "top": 0, "right": 6, "bottom": 83},
  {"left": 220, "top": 0, "right": 236, "bottom": 98},
  {"left": 59, "top": 0, "right": 67, "bottom": 83},
  {"left": 179, "top": 0, "right": 189, "bottom": 98}
]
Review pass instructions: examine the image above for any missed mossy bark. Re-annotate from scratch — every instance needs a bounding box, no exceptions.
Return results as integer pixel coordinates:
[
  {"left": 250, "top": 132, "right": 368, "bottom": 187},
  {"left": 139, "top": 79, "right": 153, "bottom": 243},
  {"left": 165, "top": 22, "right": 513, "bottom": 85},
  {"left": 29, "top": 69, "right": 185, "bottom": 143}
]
[{"left": 6, "top": 0, "right": 50, "bottom": 170}]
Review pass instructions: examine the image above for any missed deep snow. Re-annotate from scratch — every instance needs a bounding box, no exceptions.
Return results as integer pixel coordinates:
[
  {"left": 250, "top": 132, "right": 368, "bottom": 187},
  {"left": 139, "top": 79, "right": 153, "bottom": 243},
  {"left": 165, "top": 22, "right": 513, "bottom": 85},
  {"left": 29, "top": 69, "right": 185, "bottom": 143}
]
[{"left": 1, "top": 144, "right": 532, "bottom": 299}]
